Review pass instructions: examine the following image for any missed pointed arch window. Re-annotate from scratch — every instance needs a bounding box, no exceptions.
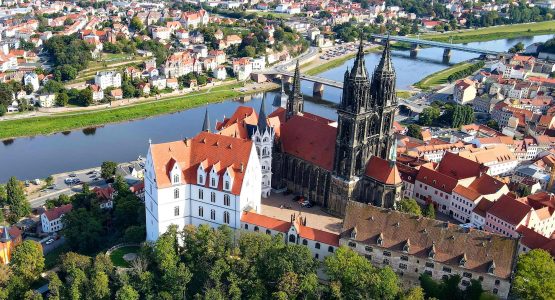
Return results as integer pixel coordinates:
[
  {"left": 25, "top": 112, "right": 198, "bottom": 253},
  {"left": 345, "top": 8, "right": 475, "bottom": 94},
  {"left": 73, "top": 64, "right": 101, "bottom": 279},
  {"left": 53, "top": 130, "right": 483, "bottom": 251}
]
[
  {"left": 223, "top": 211, "right": 230, "bottom": 224},
  {"left": 211, "top": 192, "right": 216, "bottom": 203},
  {"left": 174, "top": 188, "right": 179, "bottom": 199},
  {"left": 224, "top": 194, "right": 230, "bottom": 206},
  {"left": 173, "top": 174, "right": 180, "bottom": 184},
  {"left": 198, "top": 206, "right": 204, "bottom": 217},
  {"left": 210, "top": 209, "right": 215, "bottom": 220}
]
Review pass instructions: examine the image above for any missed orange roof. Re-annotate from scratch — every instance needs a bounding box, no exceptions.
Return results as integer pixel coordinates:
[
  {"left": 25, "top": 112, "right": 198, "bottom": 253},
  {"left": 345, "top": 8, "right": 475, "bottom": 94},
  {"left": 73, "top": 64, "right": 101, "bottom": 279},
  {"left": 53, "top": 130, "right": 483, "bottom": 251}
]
[
  {"left": 149, "top": 131, "right": 253, "bottom": 195},
  {"left": 279, "top": 112, "right": 337, "bottom": 171},
  {"left": 365, "top": 156, "right": 401, "bottom": 185},
  {"left": 298, "top": 221, "right": 339, "bottom": 246},
  {"left": 487, "top": 195, "right": 531, "bottom": 226},
  {"left": 436, "top": 152, "right": 484, "bottom": 180},
  {"left": 241, "top": 211, "right": 290, "bottom": 233}
]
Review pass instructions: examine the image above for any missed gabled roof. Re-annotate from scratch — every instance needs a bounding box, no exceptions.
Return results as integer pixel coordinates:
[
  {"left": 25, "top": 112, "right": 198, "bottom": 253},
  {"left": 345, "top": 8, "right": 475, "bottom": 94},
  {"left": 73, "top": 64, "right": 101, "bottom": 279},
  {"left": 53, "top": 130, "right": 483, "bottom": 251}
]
[
  {"left": 436, "top": 152, "right": 484, "bottom": 180},
  {"left": 487, "top": 194, "right": 531, "bottom": 226},
  {"left": 365, "top": 156, "right": 401, "bottom": 185},
  {"left": 149, "top": 131, "right": 253, "bottom": 195},
  {"left": 43, "top": 204, "right": 73, "bottom": 221},
  {"left": 416, "top": 165, "right": 459, "bottom": 194},
  {"left": 241, "top": 211, "right": 290, "bottom": 233},
  {"left": 342, "top": 201, "right": 518, "bottom": 279}
]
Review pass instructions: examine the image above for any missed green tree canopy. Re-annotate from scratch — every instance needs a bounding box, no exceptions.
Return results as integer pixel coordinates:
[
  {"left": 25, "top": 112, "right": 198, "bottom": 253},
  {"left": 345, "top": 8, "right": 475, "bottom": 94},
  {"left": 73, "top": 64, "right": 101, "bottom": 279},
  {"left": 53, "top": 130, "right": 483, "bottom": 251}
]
[
  {"left": 398, "top": 198, "right": 422, "bottom": 216},
  {"left": 513, "top": 249, "right": 555, "bottom": 300},
  {"left": 10, "top": 241, "right": 44, "bottom": 281}
]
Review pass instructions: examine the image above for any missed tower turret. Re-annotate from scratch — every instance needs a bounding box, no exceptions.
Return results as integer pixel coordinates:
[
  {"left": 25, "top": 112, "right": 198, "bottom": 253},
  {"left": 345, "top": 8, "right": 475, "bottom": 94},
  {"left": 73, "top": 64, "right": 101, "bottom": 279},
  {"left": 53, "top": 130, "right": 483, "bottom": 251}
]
[
  {"left": 286, "top": 60, "right": 304, "bottom": 120},
  {"left": 202, "top": 109, "right": 210, "bottom": 132}
]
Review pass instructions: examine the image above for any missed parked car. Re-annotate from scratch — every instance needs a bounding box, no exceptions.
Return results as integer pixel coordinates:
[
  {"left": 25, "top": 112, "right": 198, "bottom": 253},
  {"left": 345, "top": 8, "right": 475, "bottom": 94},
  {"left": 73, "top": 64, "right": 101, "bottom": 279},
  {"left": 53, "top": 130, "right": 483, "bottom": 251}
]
[
  {"left": 64, "top": 178, "right": 73, "bottom": 184},
  {"left": 73, "top": 178, "right": 81, "bottom": 184},
  {"left": 24, "top": 180, "right": 30, "bottom": 187},
  {"left": 45, "top": 238, "right": 54, "bottom": 245},
  {"left": 69, "top": 173, "right": 77, "bottom": 177}
]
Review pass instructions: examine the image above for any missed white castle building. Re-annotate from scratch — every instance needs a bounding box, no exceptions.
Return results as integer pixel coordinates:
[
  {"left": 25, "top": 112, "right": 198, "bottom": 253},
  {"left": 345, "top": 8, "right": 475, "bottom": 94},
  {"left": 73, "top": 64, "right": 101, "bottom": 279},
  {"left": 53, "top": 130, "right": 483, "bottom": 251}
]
[{"left": 145, "top": 125, "right": 262, "bottom": 242}]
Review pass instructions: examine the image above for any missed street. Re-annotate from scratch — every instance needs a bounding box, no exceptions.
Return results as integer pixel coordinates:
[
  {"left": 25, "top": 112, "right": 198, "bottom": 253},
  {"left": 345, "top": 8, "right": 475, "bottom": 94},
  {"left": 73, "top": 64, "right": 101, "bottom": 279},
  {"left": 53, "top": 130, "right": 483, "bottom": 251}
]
[{"left": 28, "top": 167, "right": 109, "bottom": 208}]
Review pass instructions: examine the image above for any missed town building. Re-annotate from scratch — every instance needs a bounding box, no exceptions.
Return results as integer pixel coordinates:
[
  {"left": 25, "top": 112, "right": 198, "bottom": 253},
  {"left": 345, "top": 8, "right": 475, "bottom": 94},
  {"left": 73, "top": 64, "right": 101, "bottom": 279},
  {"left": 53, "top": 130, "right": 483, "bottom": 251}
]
[
  {"left": 41, "top": 204, "right": 73, "bottom": 233},
  {"left": 145, "top": 131, "right": 262, "bottom": 242},
  {"left": 94, "top": 71, "right": 122, "bottom": 90},
  {"left": 341, "top": 201, "right": 518, "bottom": 298},
  {"left": 0, "top": 226, "right": 22, "bottom": 265}
]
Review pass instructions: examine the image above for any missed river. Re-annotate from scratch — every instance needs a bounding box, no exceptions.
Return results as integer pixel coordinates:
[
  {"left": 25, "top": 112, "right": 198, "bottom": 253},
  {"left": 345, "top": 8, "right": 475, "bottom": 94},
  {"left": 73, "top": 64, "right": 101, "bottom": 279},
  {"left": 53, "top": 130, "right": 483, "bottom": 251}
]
[{"left": 1, "top": 34, "right": 554, "bottom": 182}]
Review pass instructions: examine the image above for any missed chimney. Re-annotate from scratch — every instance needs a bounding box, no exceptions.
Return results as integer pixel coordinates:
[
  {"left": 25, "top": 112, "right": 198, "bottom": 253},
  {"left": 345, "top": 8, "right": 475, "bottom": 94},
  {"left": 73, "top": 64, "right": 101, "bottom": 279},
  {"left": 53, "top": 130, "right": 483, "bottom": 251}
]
[{"left": 240, "top": 163, "right": 244, "bottom": 173}]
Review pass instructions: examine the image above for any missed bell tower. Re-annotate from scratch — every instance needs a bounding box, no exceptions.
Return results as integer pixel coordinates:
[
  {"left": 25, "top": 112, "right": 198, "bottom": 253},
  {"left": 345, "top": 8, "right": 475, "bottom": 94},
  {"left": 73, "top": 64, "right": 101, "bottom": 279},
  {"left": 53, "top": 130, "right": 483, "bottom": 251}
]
[{"left": 286, "top": 60, "right": 304, "bottom": 120}]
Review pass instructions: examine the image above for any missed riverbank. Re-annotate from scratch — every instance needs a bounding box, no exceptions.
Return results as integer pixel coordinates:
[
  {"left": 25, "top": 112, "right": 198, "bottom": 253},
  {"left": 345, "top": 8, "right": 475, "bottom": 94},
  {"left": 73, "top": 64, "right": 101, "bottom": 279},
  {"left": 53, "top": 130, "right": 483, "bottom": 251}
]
[
  {"left": 413, "top": 61, "right": 474, "bottom": 89},
  {"left": 303, "top": 46, "right": 382, "bottom": 76},
  {"left": 418, "top": 21, "right": 555, "bottom": 44},
  {"left": 0, "top": 82, "right": 277, "bottom": 140}
]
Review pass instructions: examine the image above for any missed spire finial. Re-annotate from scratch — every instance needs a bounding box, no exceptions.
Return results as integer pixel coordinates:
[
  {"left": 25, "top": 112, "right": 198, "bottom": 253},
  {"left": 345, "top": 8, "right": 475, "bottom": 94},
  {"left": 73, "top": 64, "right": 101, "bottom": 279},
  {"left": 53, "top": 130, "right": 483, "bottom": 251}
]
[
  {"left": 286, "top": 60, "right": 303, "bottom": 120},
  {"left": 350, "top": 34, "right": 368, "bottom": 79},
  {"left": 257, "top": 97, "right": 268, "bottom": 132},
  {"left": 202, "top": 108, "right": 210, "bottom": 132}
]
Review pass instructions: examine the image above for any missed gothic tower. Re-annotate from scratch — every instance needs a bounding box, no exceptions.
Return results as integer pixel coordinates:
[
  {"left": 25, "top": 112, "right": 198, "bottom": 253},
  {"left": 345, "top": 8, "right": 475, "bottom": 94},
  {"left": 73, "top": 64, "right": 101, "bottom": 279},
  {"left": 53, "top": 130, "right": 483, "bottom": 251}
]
[
  {"left": 370, "top": 39, "right": 397, "bottom": 160},
  {"left": 333, "top": 38, "right": 373, "bottom": 180},
  {"left": 286, "top": 60, "right": 304, "bottom": 120},
  {"left": 252, "top": 97, "right": 274, "bottom": 198}
]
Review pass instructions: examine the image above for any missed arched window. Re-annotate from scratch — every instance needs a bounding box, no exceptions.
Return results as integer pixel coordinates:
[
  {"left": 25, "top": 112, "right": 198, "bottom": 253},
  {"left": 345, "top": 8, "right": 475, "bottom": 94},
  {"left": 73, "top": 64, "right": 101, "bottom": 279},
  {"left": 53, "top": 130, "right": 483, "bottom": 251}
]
[
  {"left": 198, "top": 189, "right": 203, "bottom": 199},
  {"left": 224, "top": 194, "right": 230, "bottom": 206},
  {"left": 302, "top": 239, "right": 308, "bottom": 245},
  {"left": 173, "top": 174, "right": 179, "bottom": 184},
  {"left": 223, "top": 211, "right": 230, "bottom": 224},
  {"left": 328, "top": 246, "right": 334, "bottom": 253},
  {"left": 262, "top": 148, "right": 268, "bottom": 156},
  {"left": 289, "top": 234, "right": 296, "bottom": 243},
  {"left": 199, "top": 174, "right": 203, "bottom": 184},
  {"left": 315, "top": 243, "right": 320, "bottom": 249},
  {"left": 266, "top": 229, "right": 271, "bottom": 235},
  {"left": 210, "top": 209, "right": 215, "bottom": 220},
  {"left": 244, "top": 224, "right": 248, "bottom": 230},
  {"left": 174, "top": 206, "right": 180, "bottom": 216},
  {"left": 174, "top": 188, "right": 179, "bottom": 199},
  {"left": 198, "top": 206, "right": 203, "bottom": 217},
  {"left": 211, "top": 192, "right": 216, "bottom": 202},
  {"left": 254, "top": 226, "right": 259, "bottom": 232}
]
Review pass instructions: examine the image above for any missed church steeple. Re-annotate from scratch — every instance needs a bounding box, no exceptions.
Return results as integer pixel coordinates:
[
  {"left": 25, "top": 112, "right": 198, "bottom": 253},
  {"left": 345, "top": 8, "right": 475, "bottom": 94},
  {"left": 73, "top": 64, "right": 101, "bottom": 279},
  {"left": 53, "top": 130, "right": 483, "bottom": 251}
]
[
  {"left": 350, "top": 37, "right": 368, "bottom": 79},
  {"left": 286, "top": 60, "right": 303, "bottom": 120},
  {"left": 257, "top": 96, "right": 268, "bottom": 133},
  {"left": 202, "top": 108, "right": 210, "bottom": 132}
]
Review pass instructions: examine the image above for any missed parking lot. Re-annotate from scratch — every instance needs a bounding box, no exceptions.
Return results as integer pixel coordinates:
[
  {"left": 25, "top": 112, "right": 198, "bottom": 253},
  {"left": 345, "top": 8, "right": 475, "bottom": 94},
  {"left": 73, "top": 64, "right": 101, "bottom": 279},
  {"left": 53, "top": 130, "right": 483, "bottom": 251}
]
[{"left": 261, "top": 193, "right": 342, "bottom": 234}]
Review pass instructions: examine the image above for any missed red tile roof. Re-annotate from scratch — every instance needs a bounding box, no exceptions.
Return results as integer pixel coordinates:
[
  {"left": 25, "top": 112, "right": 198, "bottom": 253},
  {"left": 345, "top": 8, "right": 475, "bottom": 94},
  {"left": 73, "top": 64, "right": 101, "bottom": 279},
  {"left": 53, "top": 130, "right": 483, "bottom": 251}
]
[
  {"left": 473, "top": 198, "right": 494, "bottom": 218},
  {"left": 365, "top": 156, "right": 401, "bottom": 185},
  {"left": 149, "top": 131, "right": 254, "bottom": 195},
  {"left": 241, "top": 211, "right": 290, "bottom": 233},
  {"left": 43, "top": 204, "right": 73, "bottom": 221},
  {"left": 278, "top": 111, "right": 337, "bottom": 171},
  {"left": 487, "top": 194, "right": 531, "bottom": 226},
  {"left": 416, "top": 165, "right": 459, "bottom": 194},
  {"left": 436, "top": 152, "right": 484, "bottom": 180},
  {"left": 298, "top": 220, "right": 339, "bottom": 246}
]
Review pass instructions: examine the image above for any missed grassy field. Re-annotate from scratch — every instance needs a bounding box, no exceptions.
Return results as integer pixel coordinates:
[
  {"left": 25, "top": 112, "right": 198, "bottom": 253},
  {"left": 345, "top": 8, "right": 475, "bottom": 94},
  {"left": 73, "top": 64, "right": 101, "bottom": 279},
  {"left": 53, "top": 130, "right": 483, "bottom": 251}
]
[
  {"left": 413, "top": 62, "right": 473, "bottom": 89},
  {"left": 0, "top": 86, "right": 249, "bottom": 140},
  {"left": 110, "top": 246, "right": 140, "bottom": 268},
  {"left": 396, "top": 90, "right": 414, "bottom": 99},
  {"left": 304, "top": 47, "right": 382, "bottom": 76},
  {"left": 418, "top": 21, "right": 555, "bottom": 44}
]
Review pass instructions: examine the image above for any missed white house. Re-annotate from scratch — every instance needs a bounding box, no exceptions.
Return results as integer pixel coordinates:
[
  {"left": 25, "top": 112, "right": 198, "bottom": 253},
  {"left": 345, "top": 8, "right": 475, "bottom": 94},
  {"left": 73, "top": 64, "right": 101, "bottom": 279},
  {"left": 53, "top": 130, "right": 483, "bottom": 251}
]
[
  {"left": 41, "top": 204, "right": 72, "bottom": 233},
  {"left": 94, "top": 71, "right": 122, "bottom": 90},
  {"left": 37, "top": 93, "right": 55, "bottom": 108},
  {"left": 145, "top": 131, "right": 262, "bottom": 242},
  {"left": 23, "top": 72, "right": 39, "bottom": 92},
  {"left": 214, "top": 66, "right": 227, "bottom": 81}
]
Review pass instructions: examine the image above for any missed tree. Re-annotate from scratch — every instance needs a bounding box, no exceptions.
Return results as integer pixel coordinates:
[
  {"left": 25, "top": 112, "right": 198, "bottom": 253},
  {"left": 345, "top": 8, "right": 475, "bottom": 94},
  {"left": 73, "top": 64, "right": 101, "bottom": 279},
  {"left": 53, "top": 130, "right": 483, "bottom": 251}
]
[
  {"left": 100, "top": 161, "right": 118, "bottom": 180},
  {"left": 241, "top": 45, "right": 257, "bottom": 57},
  {"left": 45, "top": 176, "right": 54, "bottom": 187},
  {"left": 5, "top": 176, "right": 30, "bottom": 219},
  {"left": 89, "top": 271, "right": 110, "bottom": 300},
  {"left": 401, "top": 287, "right": 425, "bottom": 300},
  {"left": 485, "top": 119, "right": 499, "bottom": 131},
  {"left": 424, "top": 203, "right": 436, "bottom": 219},
  {"left": 63, "top": 208, "right": 103, "bottom": 253},
  {"left": 513, "top": 249, "right": 555, "bottom": 300},
  {"left": 406, "top": 124, "right": 422, "bottom": 139},
  {"left": 116, "top": 285, "right": 139, "bottom": 300},
  {"left": 11, "top": 241, "right": 45, "bottom": 281},
  {"left": 0, "top": 104, "right": 6, "bottom": 117},
  {"left": 325, "top": 246, "right": 399, "bottom": 299},
  {"left": 375, "top": 15, "right": 384, "bottom": 24},
  {"left": 398, "top": 198, "right": 422, "bottom": 216},
  {"left": 509, "top": 42, "right": 525, "bottom": 53},
  {"left": 56, "top": 92, "right": 69, "bottom": 107},
  {"left": 47, "top": 273, "right": 64, "bottom": 300},
  {"left": 79, "top": 87, "right": 94, "bottom": 106},
  {"left": 419, "top": 107, "right": 440, "bottom": 126},
  {"left": 130, "top": 17, "right": 144, "bottom": 32}
]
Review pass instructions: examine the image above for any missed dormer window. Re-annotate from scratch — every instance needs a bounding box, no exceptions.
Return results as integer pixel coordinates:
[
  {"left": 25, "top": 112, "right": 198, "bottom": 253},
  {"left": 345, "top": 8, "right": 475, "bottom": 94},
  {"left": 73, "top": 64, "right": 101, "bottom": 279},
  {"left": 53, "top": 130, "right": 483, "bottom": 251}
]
[
  {"left": 377, "top": 233, "right": 383, "bottom": 246},
  {"left": 173, "top": 174, "right": 180, "bottom": 184},
  {"left": 198, "top": 174, "right": 204, "bottom": 185},
  {"left": 350, "top": 227, "right": 357, "bottom": 239},
  {"left": 211, "top": 178, "right": 216, "bottom": 187},
  {"left": 403, "top": 239, "right": 410, "bottom": 252},
  {"left": 429, "top": 242, "right": 436, "bottom": 259},
  {"left": 488, "top": 260, "right": 496, "bottom": 274},
  {"left": 460, "top": 253, "right": 467, "bottom": 267},
  {"left": 225, "top": 181, "right": 230, "bottom": 190}
]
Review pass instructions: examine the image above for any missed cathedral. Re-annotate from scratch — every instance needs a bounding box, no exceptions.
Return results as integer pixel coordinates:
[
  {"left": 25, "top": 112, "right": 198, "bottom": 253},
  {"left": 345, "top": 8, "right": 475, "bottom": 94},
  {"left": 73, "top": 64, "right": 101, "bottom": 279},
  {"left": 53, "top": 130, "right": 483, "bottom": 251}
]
[
  {"left": 214, "top": 39, "right": 403, "bottom": 216},
  {"left": 270, "top": 39, "right": 402, "bottom": 216}
]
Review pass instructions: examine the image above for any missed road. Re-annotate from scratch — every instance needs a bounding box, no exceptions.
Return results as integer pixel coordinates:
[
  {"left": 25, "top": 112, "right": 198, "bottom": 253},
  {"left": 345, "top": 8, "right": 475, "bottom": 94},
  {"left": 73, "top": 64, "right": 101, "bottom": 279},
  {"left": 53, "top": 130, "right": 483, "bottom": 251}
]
[{"left": 28, "top": 167, "right": 108, "bottom": 208}]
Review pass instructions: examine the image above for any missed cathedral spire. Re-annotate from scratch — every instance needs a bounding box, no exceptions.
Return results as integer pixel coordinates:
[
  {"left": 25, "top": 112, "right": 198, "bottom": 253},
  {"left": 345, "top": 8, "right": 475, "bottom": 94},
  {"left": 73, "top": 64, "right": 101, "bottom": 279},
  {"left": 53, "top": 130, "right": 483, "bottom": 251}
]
[
  {"left": 375, "top": 36, "right": 394, "bottom": 76},
  {"left": 257, "top": 96, "right": 268, "bottom": 132},
  {"left": 286, "top": 60, "right": 304, "bottom": 120},
  {"left": 350, "top": 35, "right": 368, "bottom": 79},
  {"left": 202, "top": 108, "right": 210, "bottom": 132}
]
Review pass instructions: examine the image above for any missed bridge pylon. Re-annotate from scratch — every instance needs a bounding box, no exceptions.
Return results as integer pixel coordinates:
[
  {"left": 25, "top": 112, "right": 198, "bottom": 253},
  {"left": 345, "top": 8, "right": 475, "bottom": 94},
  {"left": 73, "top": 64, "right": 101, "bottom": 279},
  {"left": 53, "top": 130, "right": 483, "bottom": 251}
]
[
  {"left": 443, "top": 48, "right": 451, "bottom": 64},
  {"left": 410, "top": 43, "right": 419, "bottom": 59},
  {"left": 313, "top": 82, "right": 324, "bottom": 97}
]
